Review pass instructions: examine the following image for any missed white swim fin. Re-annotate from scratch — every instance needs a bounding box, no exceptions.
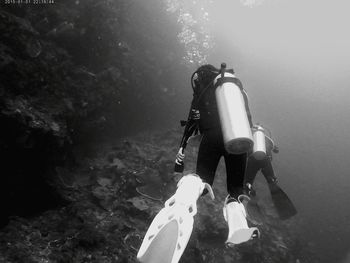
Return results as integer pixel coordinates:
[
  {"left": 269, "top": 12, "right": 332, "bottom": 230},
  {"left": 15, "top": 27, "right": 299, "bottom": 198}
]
[
  {"left": 137, "top": 174, "right": 214, "bottom": 263},
  {"left": 223, "top": 195, "right": 260, "bottom": 247}
]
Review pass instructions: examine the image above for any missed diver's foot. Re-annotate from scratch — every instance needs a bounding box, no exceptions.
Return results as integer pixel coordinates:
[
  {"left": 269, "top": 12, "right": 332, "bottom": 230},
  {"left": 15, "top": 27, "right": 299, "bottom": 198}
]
[
  {"left": 268, "top": 179, "right": 280, "bottom": 194},
  {"left": 243, "top": 183, "right": 256, "bottom": 197},
  {"left": 238, "top": 195, "right": 264, "bottom": 226},
  {"left": 267, "top": 177, "right": 278, "bottom": 185}
]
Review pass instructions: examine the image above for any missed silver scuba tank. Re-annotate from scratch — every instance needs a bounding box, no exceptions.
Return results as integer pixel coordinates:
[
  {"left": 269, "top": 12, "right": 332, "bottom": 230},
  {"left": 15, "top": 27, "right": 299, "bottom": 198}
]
[
  {"left": 214, "top": 72, "right": 253, "bottom": 154},
  {"left": 252, "top": 124, "right": 267, "bottom": 160}
]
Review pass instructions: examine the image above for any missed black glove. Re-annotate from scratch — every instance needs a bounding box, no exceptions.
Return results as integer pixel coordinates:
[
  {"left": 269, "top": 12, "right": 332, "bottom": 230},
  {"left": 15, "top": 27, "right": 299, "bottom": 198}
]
[
  {"left": 273, "top": 146, "right": 279, "bottom": 153},
  {"left": 174, "top": 161, "right": 184, "bottom": 173}
]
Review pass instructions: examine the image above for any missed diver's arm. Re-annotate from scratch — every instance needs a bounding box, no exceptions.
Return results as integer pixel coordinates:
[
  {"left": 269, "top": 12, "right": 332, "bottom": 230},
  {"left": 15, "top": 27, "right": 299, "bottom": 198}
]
[
  {"left": 179, "top": 100, "right": 199, "bottom": 150},
  {"left": 175, "top": 100, "right": 199, "bottom": 172},
  {"left": 265, "top": 135, "right": 279, "bottom": 153}
]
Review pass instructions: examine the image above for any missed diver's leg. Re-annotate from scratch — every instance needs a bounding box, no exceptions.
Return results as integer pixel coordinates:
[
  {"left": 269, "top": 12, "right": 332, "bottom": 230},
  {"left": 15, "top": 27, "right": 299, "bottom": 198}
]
[
  {"left": 196, "top": 131, "right": 221, "bottom": 190},
  {"left": 224, "top": 152, "right": 247, "bottom": 199},
  {"left": 223, "top": 152, "right": 261, "bottom": 242},
  {"left": 261, "top": 160, "right": 277, "bottom": 184},
  {"left": 243, "top": 156, "right": 262, "bottom": 196},
  {"left": 225, "top": 154, "right": 260, "bottom": 228},
  {"left": 244, "top": 156, "right": 261, "bottom": 186}
]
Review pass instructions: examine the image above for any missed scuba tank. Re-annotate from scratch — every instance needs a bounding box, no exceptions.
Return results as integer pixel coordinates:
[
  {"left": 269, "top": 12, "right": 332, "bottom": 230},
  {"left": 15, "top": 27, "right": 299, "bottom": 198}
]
[
  {"left": 252, "top": 124, "right": 267, "bottom": 160},
  {"left": 214, "top": 64, "right": 253, "bottom": 154}
]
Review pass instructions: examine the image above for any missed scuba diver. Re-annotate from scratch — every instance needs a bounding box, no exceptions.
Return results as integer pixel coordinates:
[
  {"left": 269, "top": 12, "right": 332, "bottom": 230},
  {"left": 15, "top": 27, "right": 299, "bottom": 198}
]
[
  {"left": 245, "top": 124, "right": 280, "bottom": 196},
  {"left": 245, "top": 124, "right": 297, "bottom": 220},
  {"left": 137, "top": 63, "right": 260, "bottom": 263},
  {"left": 174, "top": 64, "right": 253, "bottom": 200}
]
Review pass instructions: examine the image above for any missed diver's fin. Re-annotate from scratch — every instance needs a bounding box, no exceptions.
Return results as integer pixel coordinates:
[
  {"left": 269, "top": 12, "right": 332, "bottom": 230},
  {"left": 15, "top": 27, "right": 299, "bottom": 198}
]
[
  {"left": 137, "top": 205, "right": 193, "bottom": 263},
  {"left": 137, "top": 174, "right": 214, "bottom": 263},
  {"left": 239, "top": 195, "right": 264, "bottom": 226},
  {"left": 223, "top": 195, "right": 260, "bottom": 247},
  {"left": 225, "top": 228, "right": 260, "bottom": 247},
  {"left": 268, "top": 183, "right": 297, "bottom": 220}
]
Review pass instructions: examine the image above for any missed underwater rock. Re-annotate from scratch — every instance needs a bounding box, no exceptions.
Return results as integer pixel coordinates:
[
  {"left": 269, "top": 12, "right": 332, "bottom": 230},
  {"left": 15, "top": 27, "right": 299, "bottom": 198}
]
[
  {"left": 0, "top": 10, "right": 38, "bottom": 36},
  {"left": 92, "top": 186, "right": 113, "bottom": 200},
  {"left": 108, "top": 157, "right": 126, "bottom": 169},
  {"left": 97, "top": 177, "right": 113, "bottom": 188},
  {"left": 136, "top": 184, "right": 163, "bottom": 201},
  {"left": 25, "top": 38, "right": 42, "bottom": 58},
  {"left": 55, "top": 166, "right": 76, "bottom": 188},
  {"left": 46, "top": 21, "right": 75, "bottom": 38},
  {"left": 0, "top": 44, "right": 14, "bottom": 69},
  {"left": 127, "top": 197, "right": 150, "bottom": 211}
]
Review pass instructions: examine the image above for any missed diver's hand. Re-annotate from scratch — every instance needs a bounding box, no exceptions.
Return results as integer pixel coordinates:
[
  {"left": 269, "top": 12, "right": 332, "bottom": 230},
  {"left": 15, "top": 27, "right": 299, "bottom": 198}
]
[
  {"left": 175, "top": 147, "right": 185, "bottom": 163},
  {"left": 174, "top": 147, "right": 185, "bottom": 173},
  {"left": 273, "top": 146, "right": 279, "bottom": 153}
]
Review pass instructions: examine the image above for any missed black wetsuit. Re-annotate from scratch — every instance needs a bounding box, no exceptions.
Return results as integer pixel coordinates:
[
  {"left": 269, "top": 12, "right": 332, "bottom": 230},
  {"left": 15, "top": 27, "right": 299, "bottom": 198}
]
[
  {"left": 181, "top": 76, "right": 253, "bottom": 198},
  {"left": 245, "top": 136, "right": 278, "bottom": 185}
]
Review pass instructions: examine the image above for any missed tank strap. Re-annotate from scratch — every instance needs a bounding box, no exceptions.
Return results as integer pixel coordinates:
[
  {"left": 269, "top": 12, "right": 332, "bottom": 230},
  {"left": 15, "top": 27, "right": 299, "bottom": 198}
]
[
  {"left": 214, "top": 77, "right": 243, "bottom": 90},
  {"left": 193, "top": 75, "right": 243, "bottom": 111},
  {"left": 242, "top": 88, "right": 249, "bottom": 100}
]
